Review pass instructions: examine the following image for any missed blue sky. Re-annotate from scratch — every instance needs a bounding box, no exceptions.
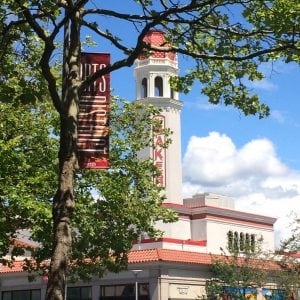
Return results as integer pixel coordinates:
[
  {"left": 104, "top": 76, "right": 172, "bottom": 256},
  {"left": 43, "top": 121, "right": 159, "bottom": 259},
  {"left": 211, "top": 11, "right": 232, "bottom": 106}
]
[{"left": 83, "top": 1, "right": 300, "bottom": 246}]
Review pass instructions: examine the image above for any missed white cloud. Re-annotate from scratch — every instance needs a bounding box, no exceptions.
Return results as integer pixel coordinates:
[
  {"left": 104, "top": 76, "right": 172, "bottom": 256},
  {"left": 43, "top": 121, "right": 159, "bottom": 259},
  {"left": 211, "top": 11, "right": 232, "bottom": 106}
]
[
  {"left": 270, "top": 110, "right": 286, "bottom": 124},
  {"left": 184, "top": 100, "right": 227, "bottom": 111},
  {"left": 249, "top": 78, "right": 277, "bottom": 91},
  {"left": 182, "top": 132, "right": 300, "bottom": 246}
]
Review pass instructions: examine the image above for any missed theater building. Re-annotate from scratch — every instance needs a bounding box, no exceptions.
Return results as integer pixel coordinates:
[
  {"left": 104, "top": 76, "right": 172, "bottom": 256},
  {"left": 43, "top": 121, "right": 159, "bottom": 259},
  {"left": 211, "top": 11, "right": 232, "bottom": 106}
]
[{"left": 0, "top": 31, "right": 284, "bottom": 300}]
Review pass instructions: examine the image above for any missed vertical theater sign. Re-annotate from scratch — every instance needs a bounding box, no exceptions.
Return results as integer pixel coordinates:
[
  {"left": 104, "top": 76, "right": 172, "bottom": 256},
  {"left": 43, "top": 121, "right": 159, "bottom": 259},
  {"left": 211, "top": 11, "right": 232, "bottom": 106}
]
[
  {"left": 77, "top": 52, "right": 110, "bottom": 169},
  {"left": 153, "top": 115, "right": 166, "bottom": 187}
]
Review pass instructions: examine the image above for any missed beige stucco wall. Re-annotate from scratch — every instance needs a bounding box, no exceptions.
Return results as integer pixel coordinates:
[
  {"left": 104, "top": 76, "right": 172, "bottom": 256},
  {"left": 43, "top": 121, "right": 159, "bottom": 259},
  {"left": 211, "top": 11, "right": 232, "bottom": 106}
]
[{"left": 205, "top": 218, "right": 275, "bottom": 254}]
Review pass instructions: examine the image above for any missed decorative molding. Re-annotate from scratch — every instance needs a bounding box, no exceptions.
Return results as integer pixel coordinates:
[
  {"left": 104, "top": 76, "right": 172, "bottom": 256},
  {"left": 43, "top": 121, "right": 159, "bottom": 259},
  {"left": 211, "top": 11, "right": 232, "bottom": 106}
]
[{"left": 177, "top": 285, "right": 189, "bottom": 295}]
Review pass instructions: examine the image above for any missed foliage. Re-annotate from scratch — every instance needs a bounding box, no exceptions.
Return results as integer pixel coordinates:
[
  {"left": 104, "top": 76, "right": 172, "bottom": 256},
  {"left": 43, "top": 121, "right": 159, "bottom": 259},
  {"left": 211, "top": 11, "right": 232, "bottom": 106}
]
[
  {"left": 206, "top": 244, "right": 270, "bottom": 300},
  {"left": 0, "top": 99, "right": 58, "bottom": 261},
  {"left": 280, "top": 215, "right": 300, "bottom": 254},
  {"left": 206, "top": 235, "right": 300, "bottom": 300},
  {"left": 1, "top": 1, "right": 299, "bottom": 115},
  {"left": 274, "top": 216, "right": 300, "bottom": 296}
]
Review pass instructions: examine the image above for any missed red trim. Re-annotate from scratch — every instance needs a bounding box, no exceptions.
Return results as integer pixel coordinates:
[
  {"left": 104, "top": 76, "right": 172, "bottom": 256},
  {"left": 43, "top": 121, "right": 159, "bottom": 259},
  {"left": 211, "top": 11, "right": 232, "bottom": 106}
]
[
  {"left": 162, "top": 203, "right": 276, "bottom": 227},
  {"left": 190, "top": 213, "right": 274, "bottom": 228},
  {"left": 284, "top": 252, "right": 300, "bottom": 258},
  {"left": 139, "top": 237, "right": 207, "bottom": 246}
]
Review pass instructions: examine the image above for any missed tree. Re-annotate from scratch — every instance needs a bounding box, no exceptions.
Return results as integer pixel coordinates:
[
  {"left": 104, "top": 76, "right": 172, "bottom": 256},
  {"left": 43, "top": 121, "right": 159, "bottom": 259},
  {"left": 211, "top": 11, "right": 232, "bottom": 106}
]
[
  {"left": 0, "top": 1, "right": 299, "bottom": 299},
  {"left": 280, "top": 215, "right": 300, "bottom": 254},
  {"left": 206, "top": 236, "right": 300, "bottom": 300},
  {"left": 275, "top": 216, "right": 300, "bottom": 298},
  {"left": 0, "top": 94, "right": 175, "bottom": 291},
  {"left": 206, "top": 241, "right": 270, "bottom": 300}
]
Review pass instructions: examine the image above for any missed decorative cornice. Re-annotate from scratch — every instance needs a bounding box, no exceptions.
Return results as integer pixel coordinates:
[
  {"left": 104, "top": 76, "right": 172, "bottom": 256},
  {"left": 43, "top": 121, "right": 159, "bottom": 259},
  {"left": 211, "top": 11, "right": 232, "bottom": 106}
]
[
  {"left": 136, "top": 97, "right": 183, "bottom": 111},
  {"left": 162, "top": 203, "right": 277, "bottom": 227}
]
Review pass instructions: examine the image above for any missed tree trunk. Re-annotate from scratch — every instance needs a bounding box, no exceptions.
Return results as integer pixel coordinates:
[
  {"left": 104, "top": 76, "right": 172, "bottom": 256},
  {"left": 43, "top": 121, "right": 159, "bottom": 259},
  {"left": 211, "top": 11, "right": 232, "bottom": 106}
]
[
  {"left": 45, "top": 8, "right": 81, "bottom": 300},
  {"left": 45, "top": 106, "right": 78, "bottom": 300}
]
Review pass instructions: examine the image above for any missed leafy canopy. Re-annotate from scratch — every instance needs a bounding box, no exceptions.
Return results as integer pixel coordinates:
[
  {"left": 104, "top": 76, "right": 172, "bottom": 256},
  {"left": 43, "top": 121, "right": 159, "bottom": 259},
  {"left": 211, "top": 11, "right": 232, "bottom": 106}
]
[{"left": 1, "top": 1, "right": 299, "bottom": 116}]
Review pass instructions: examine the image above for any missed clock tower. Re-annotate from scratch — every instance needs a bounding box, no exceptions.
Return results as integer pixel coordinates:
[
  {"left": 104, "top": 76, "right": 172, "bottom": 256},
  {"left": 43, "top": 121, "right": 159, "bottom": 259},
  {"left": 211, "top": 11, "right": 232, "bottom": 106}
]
[{"left": 134, "top": 30, "right": 183, "bottom": 204}]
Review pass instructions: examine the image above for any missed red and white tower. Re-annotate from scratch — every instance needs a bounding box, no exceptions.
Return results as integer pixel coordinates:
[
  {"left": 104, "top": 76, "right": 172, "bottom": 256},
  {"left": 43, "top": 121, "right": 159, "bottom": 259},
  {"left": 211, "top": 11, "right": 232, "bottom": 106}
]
[{"left": 134, "top": 30, "right": 183, "bottom": 204}]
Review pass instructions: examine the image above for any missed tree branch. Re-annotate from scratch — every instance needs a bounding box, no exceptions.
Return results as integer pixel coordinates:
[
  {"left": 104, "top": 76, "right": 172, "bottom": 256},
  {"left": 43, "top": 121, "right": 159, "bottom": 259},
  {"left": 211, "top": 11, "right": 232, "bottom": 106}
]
[
  {"left": 16, "top": 1, "right": 62, "bottom": 112},
  {"left": 82, "top": 20, "right": 130, "bottom": 54}
]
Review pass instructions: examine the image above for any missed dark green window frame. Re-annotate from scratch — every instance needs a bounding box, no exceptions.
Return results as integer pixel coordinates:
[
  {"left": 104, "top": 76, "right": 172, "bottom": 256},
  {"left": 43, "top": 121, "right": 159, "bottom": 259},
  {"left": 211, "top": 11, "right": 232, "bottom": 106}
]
[
  {"left": 66, "top": 286, "right": 92, "bottom": 300},
  {"left": 2, "top": 289, "right": 41, "bottom": 300}
]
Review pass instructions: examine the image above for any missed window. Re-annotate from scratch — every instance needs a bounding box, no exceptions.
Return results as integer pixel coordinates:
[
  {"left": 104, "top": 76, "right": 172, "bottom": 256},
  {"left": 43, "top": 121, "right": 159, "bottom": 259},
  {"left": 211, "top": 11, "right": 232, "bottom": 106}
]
[
  {"left": 222, "top": 287, "right": 257, "bottom": 300},
  {"left": 233, "top": 231, "right": 239, "bottom": 251},
  {"left": 170, "top": 87, "right": 174, "bottom": 99},
  {"left": 2, "top": 290, "right": 40, "bottom": 300},
  {"left": 262, "top": 289, "right": 286, "bottom": 300},
  {"left": 141, "top": 78, "right": 147, "bottom": 98},
  {"left": 227, "top": 231, "right": 256, "bottom": 253},
  {"left": 239, "top": 232, "right": 245, "bottom": 251},
  {"left": 250, "top": 234, "right": 256, "bottom": 252},
  {"left": 227, "top": 231, "right": 233, "bottom": 250},
  {"left": 100, "top": 283, "right": 149, "bottom": 300},
  {"left": 154, "top": 76, "right": 163, "bottom": 96},
  {"left": 67, "top": 287, "right": 92, "bottom": 300},
  {"left": 245, "top": 233, "right": 250, "bottom": 251}
]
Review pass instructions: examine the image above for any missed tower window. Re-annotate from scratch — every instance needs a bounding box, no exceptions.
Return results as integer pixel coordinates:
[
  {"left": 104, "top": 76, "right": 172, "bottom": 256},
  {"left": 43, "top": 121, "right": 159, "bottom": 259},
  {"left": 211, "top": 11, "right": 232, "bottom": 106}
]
[
  {"left": 154, "top": 76, "right": 163, "bottom": 97},
  {"left": 141, "top": 78, "right": 147, "bottom": 98},
  {"left": 170, "top": 87, "right": 174, "bottom": 99}
]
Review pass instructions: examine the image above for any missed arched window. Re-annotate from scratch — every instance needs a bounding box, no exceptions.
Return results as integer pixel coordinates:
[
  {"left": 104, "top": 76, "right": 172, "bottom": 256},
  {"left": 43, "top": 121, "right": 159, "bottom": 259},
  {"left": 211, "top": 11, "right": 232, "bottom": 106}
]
[
  {"left": 233, "top": 231, "right": 239, "bottom": 251},
  {"left": 250, "top": 234, "right": 256, "bottom": 252},
  {"left": 239, "top": 232, "right": 245, "bottom": 251},
  {"left": 170, "top": 87, "right": 174, "bottom": 99},
  {"left": 154, "top": 76, "right": 163, "bottom": 97},
  {"left": 227, "top": 231, "right": 233, "bottom": 251},
  {"left": 245, "top": 233, "right": 250, "bottom": 251},
  {"left": 141, "top": 78, "right": 147, "bottom": 98}
]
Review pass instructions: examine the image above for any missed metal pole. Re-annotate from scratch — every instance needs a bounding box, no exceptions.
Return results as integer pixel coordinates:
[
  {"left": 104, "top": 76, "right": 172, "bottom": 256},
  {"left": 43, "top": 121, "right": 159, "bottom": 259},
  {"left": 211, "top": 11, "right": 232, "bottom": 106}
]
[
  {"left": 135, "top": 276, "right": 138, "bottom": 300},
  {"left": 131, "top": 270, "right": 142, "bottom": 300}
]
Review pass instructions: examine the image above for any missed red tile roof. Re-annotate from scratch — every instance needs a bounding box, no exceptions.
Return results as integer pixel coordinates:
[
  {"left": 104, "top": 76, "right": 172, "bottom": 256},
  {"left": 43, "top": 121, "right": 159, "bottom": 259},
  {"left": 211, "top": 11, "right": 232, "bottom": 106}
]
[
  {"left": 0, "top": 249, "right": 213, "bottom": 274},
  {"left": 0, "top": 260, "right": 25, "bottom": 273},
  {"left": 1, "top": 249, "right": 294, "bottom": 274},
  {"left": 128, "top": 248, "right": 213, "bottom": 265},
  {"left": 139, "top": 30, "right": 175, "bottom": 60}
]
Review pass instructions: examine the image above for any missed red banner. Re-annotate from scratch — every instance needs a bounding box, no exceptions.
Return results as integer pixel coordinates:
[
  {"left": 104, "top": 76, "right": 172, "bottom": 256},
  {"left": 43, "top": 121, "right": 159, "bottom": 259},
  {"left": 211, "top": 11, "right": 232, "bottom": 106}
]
[{"left": 77, "top": 52, "right": 110, "bottom": 169}]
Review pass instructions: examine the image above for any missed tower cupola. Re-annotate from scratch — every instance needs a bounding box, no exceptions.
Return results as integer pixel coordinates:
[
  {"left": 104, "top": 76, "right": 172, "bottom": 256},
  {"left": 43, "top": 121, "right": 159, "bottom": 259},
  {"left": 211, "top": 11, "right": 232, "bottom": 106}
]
[{"left": 134, "top": 30, "right": 179, "bottom": 101}]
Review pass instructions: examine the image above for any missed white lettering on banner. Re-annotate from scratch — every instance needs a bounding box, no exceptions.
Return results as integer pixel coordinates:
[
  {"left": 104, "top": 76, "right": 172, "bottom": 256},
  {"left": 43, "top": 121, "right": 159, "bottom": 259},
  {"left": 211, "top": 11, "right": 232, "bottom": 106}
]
[
  {"left": 153, "top": 115, "right": 166, "bottom": 187},
  {"left": 80, "top": 63, "right": 107, "bottom": 92},
  {"left": 80, "top": 95, "right": 107, "bottom": 103}
]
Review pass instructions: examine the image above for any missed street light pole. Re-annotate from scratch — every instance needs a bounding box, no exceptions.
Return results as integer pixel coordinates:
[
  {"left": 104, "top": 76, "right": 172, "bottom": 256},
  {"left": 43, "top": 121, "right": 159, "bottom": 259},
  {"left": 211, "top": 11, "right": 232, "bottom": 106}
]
[{"left": 131, "top": 270, "right": 142, "bottom": 300}]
